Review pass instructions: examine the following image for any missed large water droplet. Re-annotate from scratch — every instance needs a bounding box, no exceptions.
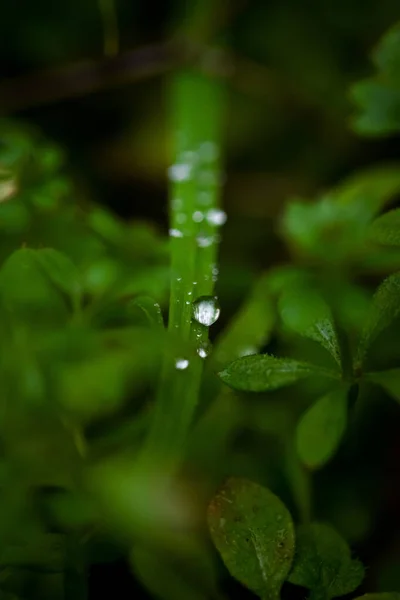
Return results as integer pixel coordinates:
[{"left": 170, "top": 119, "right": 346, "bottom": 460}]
[
  {"left": 192, "top": 296, "right": 221, "bottom": 326},
  {"left": 175, "top": 358, "right": 189, "bottom": 370}
]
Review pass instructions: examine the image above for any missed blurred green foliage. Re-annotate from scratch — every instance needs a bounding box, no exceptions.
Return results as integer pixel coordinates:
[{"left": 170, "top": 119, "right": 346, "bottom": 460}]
[{"left": 1, "top": 2, "right": 400, "bottom": 600}]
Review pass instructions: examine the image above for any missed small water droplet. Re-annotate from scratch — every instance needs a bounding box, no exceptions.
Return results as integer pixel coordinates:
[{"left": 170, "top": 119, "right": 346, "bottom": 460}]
[
  {"left": 185, "top": 301, "right": 190, "bottom": 305},
  {"left": 192, "top": 210, "right": 204, "bottom": 223},
  {"left": 176, "top": 213, "right": 187, "bottom": 224},
  {"left": 181, "top": 150, "right": 197, "bottom": 164},
  {"left": 197, "top": 234, "right": 214, "bottom": 248},
  {"left": 206, "top": 208, "right": 227, "bottom": 226},
  {"left": 188, "top": 291, "right": 192, "bottom": 296},
  {"left": 198, "top": 191, "right": 211, "bottom": 205},
  {"left": 197, "top": 340, "right": 212, "bottom": 359},
  {"left": 168, "top": 164, "right": 192, "bottom": 182},
  {"left": 192, "top": 296, "right": 221, "bottom": 326},
  {"left": 169, "top": 228, "right": 183, "bottom": 238},
  {"left": 198, "top": 170, "right": 218, "bottom": 186},
  {"left": 212, "top": 265, "right": 219, "bottom": 282},
  {"left": 199, "top": 141, "right": 219, "bottom": 162},
  {"left": 177, "top": 277, "right": 182, "bottom": 282},
  {"left": 172, "top": 198, "right": 183, "bottom": 210},
  {"left": 175, "top": 358, "right": 189, "bottom": 370}
]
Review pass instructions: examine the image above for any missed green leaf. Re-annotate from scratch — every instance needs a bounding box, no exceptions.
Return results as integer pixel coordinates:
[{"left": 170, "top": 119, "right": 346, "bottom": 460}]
[
  {"left": 213, "top": 273, "right": 275, "bottom": 368},
  {"left": 218, "top": 354, "right": 338, "bottom": 393},
  {"left": 278, "top": 284, "right": 341, "bottom": 368},
  {"left": 365, "top": 369, "right": 400, "bottom": 403},
  {"left": 332, "top": 165, "right": 400, "bottom": 214},
  {"left": 131, "top": 541, "right": 218, "bottom": 600},
  {"left": 351, "top": 81, "right": 400, "bottom": 136},
  {"left": 34, "top": 249, "right": 82, "bottom": 312},
  {"left": 356, "top": 271, "right": 400, "bottom": 367},
  {"left": 373, "top": 22, "right": 400, "bottom": 80},
  {"left": 350, "top": 22, "right": 400, "bottom": 137},
  {"left": 296, "top": 387, "right": 349, "bottom": 470},
  {"left": 354, "top": 595, "right": 400, "bottom": 600},
  {"left": 0, "top": 532, "right": 65, "bottom": 572},
  {"left": 0, "top": 248, "right": 69, "bottom": 325},
  {"left": 369, "top": 208, "right": 400, "bottom": 246},
  {"left": 128, "top": 295, "right": 165, "bottom": 328},
  {"left": 288, "top": 522, "right": 365, "bottom": 599},
  {"left": 207, "top": 478, "right": 295, "bottom": 600}
]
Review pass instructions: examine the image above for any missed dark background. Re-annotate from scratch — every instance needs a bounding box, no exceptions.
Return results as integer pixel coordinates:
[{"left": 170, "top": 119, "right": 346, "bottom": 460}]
[{"left": 1, "top": 1, "right": 400, "bottom": 597}]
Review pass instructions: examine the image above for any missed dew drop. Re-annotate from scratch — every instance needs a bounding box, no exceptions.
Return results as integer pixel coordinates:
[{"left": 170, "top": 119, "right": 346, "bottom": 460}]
[
  {"left": 198, "top": 191, "right": 211, "bottom": 205},
  {"left": 197, "top": 234, "right": 214, "bottom": 248},
  {"left": 192, "top": 210, "right": 204, "bottom": 223},
  {"left": 168, "top": 164, "right": 192, "bottom": 182},
  {"left": 192, "top": 296, "right": 221, "bottom": 326},
  {"left": 199, "top": 141, "right": 219, "bottom": 162},
  {"left": 206, "top": 208, "right": 227, "bottom": 226},
  {"left": 175, "top": 358, "right": 189, "bottom": 370},
  {"left": 169, "top": 228, "right": 183, "bottom": 238},
  {"left": 176, "top": 213, "right": 187, "bottom": 224},
  {"left": 172, "top": 198, "right": 183, "bottom": 210},
  {"left": 197, "top": 340, "right": 212, "bottom": 359}
]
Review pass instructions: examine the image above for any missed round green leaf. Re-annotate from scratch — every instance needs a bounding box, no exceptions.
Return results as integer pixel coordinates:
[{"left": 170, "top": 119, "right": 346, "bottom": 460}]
[
  {"left": 288, "top": 522, "right": 365, "bottom": 599},
  {"left": 207, "top": 478, "right": 295, "bottom": 599}
]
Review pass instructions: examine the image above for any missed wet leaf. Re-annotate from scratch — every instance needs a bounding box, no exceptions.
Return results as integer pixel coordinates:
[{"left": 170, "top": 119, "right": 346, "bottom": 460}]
[
  {"left": 218, "top": 354, "right": 338, "bottom": 393},
  {"left": 356, "top": 271, "right": 400, "bottom": 367},
  {"left": 278, "top": 284, "right": 341, "bottom": 368},
  {"left": 296, "top": 386, "right": 349, "bottom": 469},
  {"left": 207, "top": 478, "right": 295, "bottom": 599},
  {"left": 288, "top": 522, "right": 365, "bottom": 598}
]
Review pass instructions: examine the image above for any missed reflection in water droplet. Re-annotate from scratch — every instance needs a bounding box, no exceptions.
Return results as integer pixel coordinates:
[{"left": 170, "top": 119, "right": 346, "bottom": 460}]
[
  {"left": 175, "top": 358, "right": 189, "bottom": 370},
  {"left": 192, "top": 296, "right": 221, "bottom": 326},
  {"left": 169, "top": 228, "right": 183, "bottom": 238},
  {"left": 206, "top": 208, "right": 227, "bottom": 226}
]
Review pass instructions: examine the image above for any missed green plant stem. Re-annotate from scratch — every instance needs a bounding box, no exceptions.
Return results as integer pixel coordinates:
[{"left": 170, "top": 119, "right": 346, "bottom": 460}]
[
  {"left": 143, "top": 69, "right": 225, "bottom": 470},
  {"left": 284, "top": 436, "right": 312, "bottom": 524}
]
